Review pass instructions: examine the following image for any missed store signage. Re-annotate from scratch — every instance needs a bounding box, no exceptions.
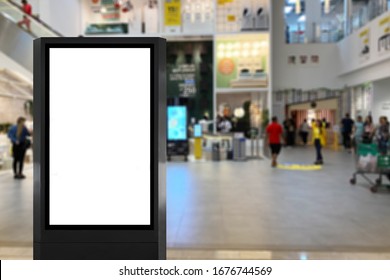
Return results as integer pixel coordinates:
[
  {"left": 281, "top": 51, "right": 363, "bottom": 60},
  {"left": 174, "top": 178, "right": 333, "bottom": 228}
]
[
  {"left": 169, "top": 64, "right": 197, "bottom": 97},
  {"left": 378, "top": 15, "right": 390, "bottom": 54},
  {"left": 164, "top": 0, "right": 181, "bottom": 26}
]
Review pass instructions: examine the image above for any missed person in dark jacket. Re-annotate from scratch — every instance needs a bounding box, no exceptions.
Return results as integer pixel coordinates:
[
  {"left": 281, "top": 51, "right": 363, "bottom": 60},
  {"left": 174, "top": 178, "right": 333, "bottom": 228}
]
[
  {"left": 341, "top": 113, "right": 354, "bottom": 153},
  {"left": 376, "top": 116, "right": 389, "bottom": 155},
  {"left": 8, "top": 117, "right": 31, "bottom": 179}
]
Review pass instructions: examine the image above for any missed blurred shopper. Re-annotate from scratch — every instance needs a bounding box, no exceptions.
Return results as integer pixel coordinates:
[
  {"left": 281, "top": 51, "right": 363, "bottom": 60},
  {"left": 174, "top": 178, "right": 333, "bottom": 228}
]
[
  {"left": 353, "top": 116, "right": 364, "bottom": 149},
  {"left": 341, "top": 113, "right": 354, "bottom": 153},
  {"left": 17, "top": 0, "right": 32, "bottom": 33},
  {"left": 285, "top": 25, "right": 290, "bottom": 44},
  {"left": 321, "top": 118, "right": 328, "bottom": 146},
  {"left": 283, "top": 117, "right": 296, "bottom": 147},
  {"left": 218, "top": 117, "right": 232, "bottom": 133},
  {"left": 312, "top": 119, "right": 324, "bottom": 165},
  {"left": 199, "top": 114, "right": 213, "bottom": 134},
  {"left": 8, "top": 117, "right": 31, "bottom": 179},
  {"left": 266, "top": 117, "right": 283, "bottom": 167},
  {"left": 299, "top": 119, "right": 310, "bottom": 145},
  {"left": 362, "top": 115, "right": 375, "bottom": 143},
  {"left": 376, "top": 116, "right": 389, "bottom": 155}
]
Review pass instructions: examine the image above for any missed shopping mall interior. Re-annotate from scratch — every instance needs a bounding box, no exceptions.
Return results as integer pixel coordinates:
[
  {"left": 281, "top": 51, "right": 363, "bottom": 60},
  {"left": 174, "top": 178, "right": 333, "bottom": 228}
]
[{"left": 1, "top": 0, "right": 390, "bottom": 260}]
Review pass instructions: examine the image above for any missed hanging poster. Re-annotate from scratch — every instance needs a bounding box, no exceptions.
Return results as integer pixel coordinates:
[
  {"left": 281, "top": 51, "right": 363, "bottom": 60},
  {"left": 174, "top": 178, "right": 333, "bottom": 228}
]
[
  {"left": 164, "top": 0, "right": 181, "bottom": 26},
  {"left": 378, "top": 15, "right": 390, "bottom": 55},
  {"left": 359, "top": 28, "right": 370, "bottom": 63}
]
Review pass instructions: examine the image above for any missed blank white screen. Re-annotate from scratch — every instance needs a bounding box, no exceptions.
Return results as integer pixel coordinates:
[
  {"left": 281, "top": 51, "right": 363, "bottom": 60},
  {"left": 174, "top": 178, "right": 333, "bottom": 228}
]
[{"left": 49, "top": 48, "right": 151, "bottom": 226}]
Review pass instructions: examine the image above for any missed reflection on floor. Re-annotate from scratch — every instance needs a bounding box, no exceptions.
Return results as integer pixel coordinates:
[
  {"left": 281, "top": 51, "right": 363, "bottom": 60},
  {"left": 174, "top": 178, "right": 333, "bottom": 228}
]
[
  {"left": 167, "top": 147, "right": 390, "bottom": 251},
  {"left": 167, "top": 249, "right": 390, "bottom": 260},
  {"left": 1, "top": 147, "right": 390, "bottom": 259}
]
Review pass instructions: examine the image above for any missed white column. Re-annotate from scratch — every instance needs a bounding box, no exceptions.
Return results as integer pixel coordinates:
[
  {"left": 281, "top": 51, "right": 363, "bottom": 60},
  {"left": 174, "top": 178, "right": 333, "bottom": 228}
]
[
  {"left": 343, "top": 0, "right": 353, "bottom": 36},
  {"left": 305, "top": 0, "right": 322, "bottom": 43}
]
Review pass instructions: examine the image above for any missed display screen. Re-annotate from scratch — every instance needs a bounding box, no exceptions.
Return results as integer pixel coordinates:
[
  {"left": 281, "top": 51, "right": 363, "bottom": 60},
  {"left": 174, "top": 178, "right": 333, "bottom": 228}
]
[
  {"left": 167, "top": 106, "right": 187, "bottom": 141},
  {"left": 194, "top": 124, "right": 202, "bottom": 138},
  {"left": 49, "top": 47, "right": 152, "bottom": 226}
]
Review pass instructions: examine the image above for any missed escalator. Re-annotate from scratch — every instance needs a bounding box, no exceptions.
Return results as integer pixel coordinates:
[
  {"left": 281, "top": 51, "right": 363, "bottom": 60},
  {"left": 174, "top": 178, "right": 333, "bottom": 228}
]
[{"left": 0, "top": 0, "right": 61, "bottom": 72}]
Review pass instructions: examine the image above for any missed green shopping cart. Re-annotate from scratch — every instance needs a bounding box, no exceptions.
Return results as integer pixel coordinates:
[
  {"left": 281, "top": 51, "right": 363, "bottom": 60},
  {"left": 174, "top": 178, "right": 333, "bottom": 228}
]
[{"left": 349, "top": 143, "right": 390, "bottom": 192}]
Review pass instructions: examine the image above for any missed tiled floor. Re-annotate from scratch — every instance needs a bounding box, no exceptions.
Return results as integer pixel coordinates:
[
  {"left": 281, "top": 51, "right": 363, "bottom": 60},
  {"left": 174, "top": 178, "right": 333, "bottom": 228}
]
[
  {"left": 1, "top": 146, "right": 390, "bottom": 259},
  {"left": 166, "top": 146, "right": 390, "bottom": 252}
]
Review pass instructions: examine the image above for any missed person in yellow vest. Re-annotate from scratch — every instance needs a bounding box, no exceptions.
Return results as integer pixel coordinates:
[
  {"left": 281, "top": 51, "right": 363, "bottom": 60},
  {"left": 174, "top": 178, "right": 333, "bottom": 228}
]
[
  {"left": 321, "top": 118, "right": 327, "bottom": 146},
  {"left": 312, "top": 119, "right": 325, "bottom": 165}
]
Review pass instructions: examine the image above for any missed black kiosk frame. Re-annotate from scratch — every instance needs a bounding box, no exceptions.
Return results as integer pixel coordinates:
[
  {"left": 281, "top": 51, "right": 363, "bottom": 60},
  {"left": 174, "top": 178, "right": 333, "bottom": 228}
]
[{"left": 33, "top": 37, "right": 166, "bottom": 260}]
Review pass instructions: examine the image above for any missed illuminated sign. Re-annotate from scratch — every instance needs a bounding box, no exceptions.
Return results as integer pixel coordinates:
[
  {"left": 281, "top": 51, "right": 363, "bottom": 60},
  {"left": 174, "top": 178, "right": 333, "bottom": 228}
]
[{"left": 167, "top": 106, "right": 187, "bottom": 141}]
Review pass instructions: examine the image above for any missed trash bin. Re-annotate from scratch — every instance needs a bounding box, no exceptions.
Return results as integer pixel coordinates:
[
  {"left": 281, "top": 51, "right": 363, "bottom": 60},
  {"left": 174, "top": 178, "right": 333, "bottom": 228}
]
[
  {"left": 212, "top": 142, "right": 220, "bottom": 161},
  {"left": 233, "top": 138, "right": 246, "bottom": 161}
]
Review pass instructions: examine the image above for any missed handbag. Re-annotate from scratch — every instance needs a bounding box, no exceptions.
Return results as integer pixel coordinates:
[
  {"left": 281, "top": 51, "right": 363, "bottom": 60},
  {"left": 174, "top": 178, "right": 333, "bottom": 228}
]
[{"left": 24, "top": 138, "right": 32, "bottom": 149}]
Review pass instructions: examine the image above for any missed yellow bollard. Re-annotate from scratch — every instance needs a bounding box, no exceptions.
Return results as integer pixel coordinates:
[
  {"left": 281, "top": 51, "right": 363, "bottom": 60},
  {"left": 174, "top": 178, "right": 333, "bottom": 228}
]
[
  {"left": 333, "top": 132, "right": 339, "bottom": 151},
  {"left": 194, "top": 137, "right": 202, "bottom": 159}
]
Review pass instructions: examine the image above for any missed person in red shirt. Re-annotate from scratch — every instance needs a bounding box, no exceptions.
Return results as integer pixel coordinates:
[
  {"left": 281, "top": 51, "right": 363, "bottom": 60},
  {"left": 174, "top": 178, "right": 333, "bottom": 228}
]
[
  {"left": 17, "top": 0, "right": 32, "bottom": 32},
  {"left": 266, "top": 116, "right": 284, "bottom": 167}
]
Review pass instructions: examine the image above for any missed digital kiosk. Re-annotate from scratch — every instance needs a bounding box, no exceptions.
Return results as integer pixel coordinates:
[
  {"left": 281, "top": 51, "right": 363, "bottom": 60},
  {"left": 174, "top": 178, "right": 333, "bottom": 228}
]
[
  {"left": 33, "top": 37, "right": 166, "bottom": 260},
  {"left": 167, "top": 105, "right": 189, "bottom": 161}
]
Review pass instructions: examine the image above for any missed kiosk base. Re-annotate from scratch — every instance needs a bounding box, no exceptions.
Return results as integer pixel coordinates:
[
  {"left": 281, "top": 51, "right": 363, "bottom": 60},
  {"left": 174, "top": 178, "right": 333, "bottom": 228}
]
[{"left": 34, "top": 242, "right": 159, "bottom": 260}]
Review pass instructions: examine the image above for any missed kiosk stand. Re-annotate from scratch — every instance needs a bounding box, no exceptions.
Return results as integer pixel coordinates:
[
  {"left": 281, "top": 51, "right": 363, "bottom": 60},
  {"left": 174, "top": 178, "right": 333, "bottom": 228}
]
[{"left": 33, "top": 37, "right": 166, "bottom": 260}]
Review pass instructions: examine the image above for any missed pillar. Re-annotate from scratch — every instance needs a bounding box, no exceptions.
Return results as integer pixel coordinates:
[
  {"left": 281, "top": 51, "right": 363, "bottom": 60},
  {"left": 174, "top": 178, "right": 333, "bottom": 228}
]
[{"left": 305, "top": 0, "right": 322, "bottom": 43}]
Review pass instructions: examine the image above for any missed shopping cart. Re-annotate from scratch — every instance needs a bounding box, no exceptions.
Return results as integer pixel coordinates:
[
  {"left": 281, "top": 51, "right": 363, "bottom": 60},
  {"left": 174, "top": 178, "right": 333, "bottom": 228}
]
[
  {"left": 371, "top": 155, "right": 390, "bottom": 192},
  {"left": 350, "top": 143, "right": 390, "bottom": 192}
]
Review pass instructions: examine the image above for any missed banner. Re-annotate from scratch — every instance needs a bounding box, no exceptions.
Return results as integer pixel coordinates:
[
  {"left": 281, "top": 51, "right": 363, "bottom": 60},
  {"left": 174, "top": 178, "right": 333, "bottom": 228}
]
[
  {"left": 164, "top": 0, "right": 181, "bottom": 26},
  {"left": 359, "top": 28, "right": 370, "bottom": 63},
  {"left": 378, "top": 15, "right": 390, "bottom": 55}
]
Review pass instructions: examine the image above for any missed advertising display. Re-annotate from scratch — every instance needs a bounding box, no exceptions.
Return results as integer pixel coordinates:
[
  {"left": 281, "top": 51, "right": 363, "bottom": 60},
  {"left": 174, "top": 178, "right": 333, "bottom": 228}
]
[
  {"left": 378, "top": 15, "right": 390, "bottom": 55},
  {"left": 168, "top": 106, "right": 187, "bottom": 140},
  {"left": 217, "top": 0, "right": 269, "bottom": 33},
  {"left": 216, "top": 34, "right": 269, "bottom": 89},
  {"left": 164, "top": 0, "right": 181, "bottom": 33},
  {"left": 359, "top": 28, "right": 370, "bottom": 63},
  {"left": 49, "top": 47, "right": 151, "bottom": 226},
  {"left": 167, "top": 41, "right": 213, "bottom": 121},
  {"left": 194, "top": 124, "right": 202, "bottom": 137},
  {"left": 83, "top": 0, "right": 159, "bottom": 35},
  {"left": 34, "top": 37, "right": 166, "bottom": 260}
]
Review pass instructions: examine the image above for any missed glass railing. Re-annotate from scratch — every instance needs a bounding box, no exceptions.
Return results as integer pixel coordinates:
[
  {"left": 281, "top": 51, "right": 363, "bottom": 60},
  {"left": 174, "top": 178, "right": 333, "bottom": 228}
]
[
  {"left": 0, "top": 0, "right": 61, "bottom": 37},
  {"left": 286, "top": 20, "right": 344, "bottom": 44},
  {"left": 285, "top": 0, "right": 390, "bottom": 44},
  {"left": 347, "top": 1, "right": 389, "bottom": 35}
]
